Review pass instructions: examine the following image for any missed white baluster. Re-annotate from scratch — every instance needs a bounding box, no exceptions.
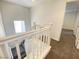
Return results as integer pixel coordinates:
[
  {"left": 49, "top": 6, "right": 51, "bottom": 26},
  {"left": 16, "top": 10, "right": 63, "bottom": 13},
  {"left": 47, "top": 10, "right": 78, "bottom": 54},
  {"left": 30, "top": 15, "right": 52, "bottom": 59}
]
[
  {"left": 32, "top": 41, "right": 35, "bottom": 59},
  {"left": 0, "top": 46, "right": 5, "bottom": 59},
  {"left": 16, "top": 42, "right": 21, "bottom": 59},
  {"left": 38, "top": 34, "right": 42, "bottom": 58},
  {"left": 4, "top": 44, "right": 12, "bottom": 59},
  {"left": 9, "top": 47, "right": 13, "bottom": 59}
]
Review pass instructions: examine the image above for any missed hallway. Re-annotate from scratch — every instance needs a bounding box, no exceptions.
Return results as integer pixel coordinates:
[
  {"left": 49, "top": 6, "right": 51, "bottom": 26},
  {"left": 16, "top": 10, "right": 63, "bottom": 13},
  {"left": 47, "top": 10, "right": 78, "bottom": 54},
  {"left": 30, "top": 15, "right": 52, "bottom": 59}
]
[{"left": 45, "top": 29, "right": 79, "bottom": 59}]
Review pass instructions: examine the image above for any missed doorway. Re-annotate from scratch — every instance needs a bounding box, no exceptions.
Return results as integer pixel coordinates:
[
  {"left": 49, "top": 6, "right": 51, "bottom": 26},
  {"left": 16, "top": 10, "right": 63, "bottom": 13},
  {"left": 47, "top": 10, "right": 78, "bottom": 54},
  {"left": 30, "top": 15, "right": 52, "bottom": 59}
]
[{"left": 62, "top": 1, "right": 78, "bottom": 35}]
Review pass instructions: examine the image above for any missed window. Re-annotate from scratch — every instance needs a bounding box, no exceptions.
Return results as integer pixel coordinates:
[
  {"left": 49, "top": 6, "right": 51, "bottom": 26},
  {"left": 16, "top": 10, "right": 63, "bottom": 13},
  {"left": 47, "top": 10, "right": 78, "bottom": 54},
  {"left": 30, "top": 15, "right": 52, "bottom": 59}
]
[{"left": 14, "top": 21, "right": 26, "bottom": 33}]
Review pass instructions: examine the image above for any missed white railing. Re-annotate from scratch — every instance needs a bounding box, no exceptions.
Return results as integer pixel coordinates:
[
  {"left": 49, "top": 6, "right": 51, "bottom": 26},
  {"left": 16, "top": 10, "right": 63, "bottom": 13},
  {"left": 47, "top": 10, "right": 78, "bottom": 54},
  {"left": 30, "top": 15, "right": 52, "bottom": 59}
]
[{"left": 0, "top": 25, "right": 51, "bottom": 59}]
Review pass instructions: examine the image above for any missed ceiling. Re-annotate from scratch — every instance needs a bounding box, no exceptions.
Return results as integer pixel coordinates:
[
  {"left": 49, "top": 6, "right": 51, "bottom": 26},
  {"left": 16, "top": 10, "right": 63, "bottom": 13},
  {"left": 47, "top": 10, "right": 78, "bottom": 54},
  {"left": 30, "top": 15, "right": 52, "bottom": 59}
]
[
  {"left": 2, "top": 0, "right": 32, "bottom": 7},
  {"left": 2, "top": 0, "right": 79, "bottom": 9},
  {"left": 2, "top": 0, "right": 45, "bottom": 7}
]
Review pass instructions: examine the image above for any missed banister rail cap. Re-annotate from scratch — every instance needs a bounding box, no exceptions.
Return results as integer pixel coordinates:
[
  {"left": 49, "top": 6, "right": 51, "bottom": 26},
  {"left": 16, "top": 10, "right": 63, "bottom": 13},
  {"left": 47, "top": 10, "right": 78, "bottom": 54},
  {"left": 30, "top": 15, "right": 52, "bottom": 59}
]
[{"left": 0, "top": 26, "right": 50, "bottom": 45}]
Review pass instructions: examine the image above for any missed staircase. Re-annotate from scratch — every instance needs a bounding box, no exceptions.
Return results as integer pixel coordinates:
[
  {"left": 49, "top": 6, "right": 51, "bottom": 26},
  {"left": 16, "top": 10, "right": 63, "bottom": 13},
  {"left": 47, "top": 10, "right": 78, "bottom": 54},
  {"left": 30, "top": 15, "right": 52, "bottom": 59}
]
[{"left": 0, "top": 25, "right": 52, "bottom": 59}]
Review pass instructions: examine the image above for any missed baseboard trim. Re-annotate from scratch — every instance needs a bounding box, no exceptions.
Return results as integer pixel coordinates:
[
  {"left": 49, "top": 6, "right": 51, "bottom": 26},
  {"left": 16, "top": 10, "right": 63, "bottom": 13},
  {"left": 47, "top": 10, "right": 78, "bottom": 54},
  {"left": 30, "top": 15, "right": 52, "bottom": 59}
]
[{"left": 62, "top": 29, "right": 73, "bottom": 32}]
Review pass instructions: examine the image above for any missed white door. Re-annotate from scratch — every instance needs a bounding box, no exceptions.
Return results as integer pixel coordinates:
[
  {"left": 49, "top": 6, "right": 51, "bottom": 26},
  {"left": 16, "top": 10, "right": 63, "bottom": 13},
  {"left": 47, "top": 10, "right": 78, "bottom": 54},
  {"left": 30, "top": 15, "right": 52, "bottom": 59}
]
[
  {"left": 74, "top": 12, "right": 79, "bottom": 49},
  {"left": 74, "top": 12, "right": 79, "bottom": 37}
]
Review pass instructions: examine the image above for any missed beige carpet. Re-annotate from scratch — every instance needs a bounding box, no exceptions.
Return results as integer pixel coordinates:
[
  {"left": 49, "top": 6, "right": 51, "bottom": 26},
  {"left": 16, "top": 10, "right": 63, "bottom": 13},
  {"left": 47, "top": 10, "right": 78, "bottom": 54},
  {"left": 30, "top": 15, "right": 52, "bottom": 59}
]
[{"left": 45, "top": 29, "right": 79, "bottom": 59}]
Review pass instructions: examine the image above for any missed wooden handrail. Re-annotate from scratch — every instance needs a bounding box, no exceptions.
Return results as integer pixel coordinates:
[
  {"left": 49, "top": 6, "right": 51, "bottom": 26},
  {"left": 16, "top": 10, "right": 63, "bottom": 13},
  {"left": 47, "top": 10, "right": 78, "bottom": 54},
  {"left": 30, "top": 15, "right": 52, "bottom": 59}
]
[{"left": 0, "top": 26, "right": 50, "bottom": 45}]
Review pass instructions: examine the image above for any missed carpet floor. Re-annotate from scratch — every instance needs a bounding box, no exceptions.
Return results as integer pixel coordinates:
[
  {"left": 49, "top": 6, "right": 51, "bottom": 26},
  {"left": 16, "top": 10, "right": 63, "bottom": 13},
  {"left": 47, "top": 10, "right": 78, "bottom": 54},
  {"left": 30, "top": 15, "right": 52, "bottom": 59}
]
[{"left": 45, "top": 29, "right": 79, "bottom": 59}]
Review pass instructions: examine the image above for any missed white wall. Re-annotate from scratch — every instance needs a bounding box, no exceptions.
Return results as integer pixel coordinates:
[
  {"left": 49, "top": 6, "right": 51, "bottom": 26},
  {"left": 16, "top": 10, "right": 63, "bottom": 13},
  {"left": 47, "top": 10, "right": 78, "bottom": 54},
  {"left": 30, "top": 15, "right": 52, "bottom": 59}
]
[
  {"left": 31, "top": 0, "right": 66, "bottom": 41},
  {"left": 0, "top": 6, "right": 5, "bottom": 37},
  {"left": 0, "top": 12, "right": 5, "bottom": 37},
  {"left": 0, "top": 6, "right": 5, "bottom": 58},
  {"left": 63, "top": 11, "right": 77, "bottom": 30},
  {"left": 0, "top": 1, "right": 31, "bottom": 36}
]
